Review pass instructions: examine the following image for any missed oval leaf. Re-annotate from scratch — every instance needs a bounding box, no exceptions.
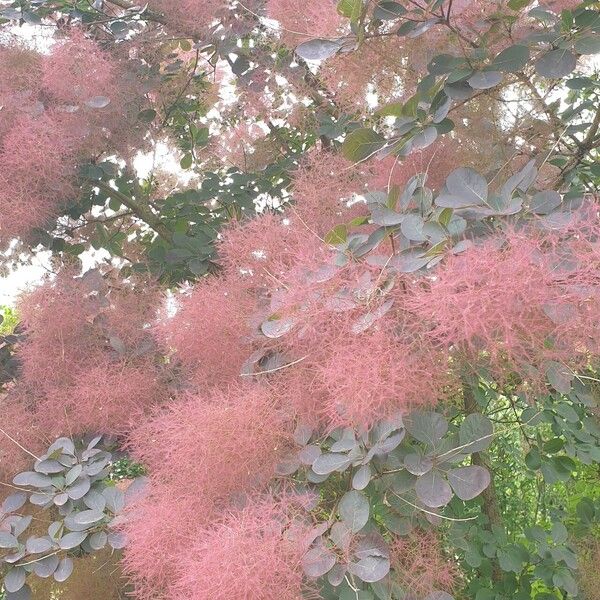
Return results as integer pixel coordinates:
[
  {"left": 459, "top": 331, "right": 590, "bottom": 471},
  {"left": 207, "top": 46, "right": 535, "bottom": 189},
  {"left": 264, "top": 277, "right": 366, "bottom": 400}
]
[
  {"left": 415, "top": 470, "right": 453, "bottom": 508},
  {"left": 295, "top": 38, "right": 342, "bottom": 61},
  {"left": 338, "top": 490, "right": 370, "bottom": 532},
  {"left": 447, "top": 465, "right": 491, "bottom": 500},
  {"left": 302, "top": 546, "right": 337, "bottom": 577}
]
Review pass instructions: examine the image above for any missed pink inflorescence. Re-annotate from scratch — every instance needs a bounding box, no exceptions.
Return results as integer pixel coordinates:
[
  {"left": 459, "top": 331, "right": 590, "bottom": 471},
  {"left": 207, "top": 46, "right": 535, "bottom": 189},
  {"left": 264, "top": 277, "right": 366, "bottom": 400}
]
[
  {"left": 390, "top": 529, "right": 460, "bottom": 597},
  {"left": 290, "top": 149, "right": 368, "bottom": 235},
  {"left": 266, "top": 0, "right": 343, "bottom": 47},
  {"left": 0, "top": 112, "right": 79, "bottom": 240},
  {"left": 127, "top": 384, "right": 291, "bottom": 507},
  {"left": 407, "top": 225, "right": 600, "bottom": 381},
  {"left": 172, "top": 497, "right": 312, "bottom": 600},
  {"left": 10, "top": 272, "right": 166, "bottom": 463},
  {"left": 122, "top": 384, "right": 295, "bottom": 598},
  {"left": 42, "top": 30, "right": 116, "bottom": 104},
  {"left": 160, "top": 276, "right": 256, "bottom": 388},
  {"left": 146, "top": 0, "right": 227, "bottom": 35},
  {"left": 0, "top": 32, "right": 140, "bottom": 242},
  {"left": 315, "top": 325, "right": 447, "bottom": 428}
]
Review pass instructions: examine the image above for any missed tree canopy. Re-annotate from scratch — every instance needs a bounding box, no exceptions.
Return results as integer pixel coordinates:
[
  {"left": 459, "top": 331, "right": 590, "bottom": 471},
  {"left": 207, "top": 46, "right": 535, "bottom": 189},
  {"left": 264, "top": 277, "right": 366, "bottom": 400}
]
[{"left": 0, "top": 1, "right": 599, "bottom": 599}]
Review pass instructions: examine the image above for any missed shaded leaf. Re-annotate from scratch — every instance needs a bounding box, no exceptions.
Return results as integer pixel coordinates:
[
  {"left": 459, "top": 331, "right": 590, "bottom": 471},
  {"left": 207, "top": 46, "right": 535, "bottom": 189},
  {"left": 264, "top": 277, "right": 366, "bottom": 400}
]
[
  {"left": 343, "top": 128, "right": 386, "bottom": 162},
  {"left": 339, "top": 490, "right": 370, "bottom": 532},
  {"left": 535, "top": 49, "right": 577, "bottom": 78},
  {"left": 302, "top": 546, "right": 337, "bottom": 577},
  {"left": 459, "top": 414, "right": 494, "bottom": 453},
  {"left": 415, "top": 470, "right": 453, "bottom": 508},
  {"left": 447, "top": 465, "right": 491, "bottom": 500},
  {"left": 349, "top": 556, "right": 391, "bottom": 583},
  {"left": 54, "top": 557, "right": 74, "bottom": 583}
]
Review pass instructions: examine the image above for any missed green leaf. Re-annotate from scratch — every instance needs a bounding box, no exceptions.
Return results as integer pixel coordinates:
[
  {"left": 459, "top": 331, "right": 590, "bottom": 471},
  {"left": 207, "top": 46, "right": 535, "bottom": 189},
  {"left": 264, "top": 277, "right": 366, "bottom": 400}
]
[
  {"left": 325, "top": 224, "right": 348, "bottom": 245},
  {"left": 508, "top": 0, "right": 531, "bottom": 9},
  {"left": 373, "top": 1, "right": 407, "bottom": 20},
  {"left": 543, "top": 438, "right": 564, "bottom": 453},
  {"left": 498, "top": 544, "right": 529, "bottom": 573},
  {"left": 180, "top": 154, "right": 193, "bottom": 169},
  {"left": 576, "top": 498, "right": 595, "bottom": 524},
  {"left": 459, "top": 413, "right": 494, "bottom": 453},
  {"left": 468, "top": 70, "right": 503, "bottom": 90},
  {"left": 402, "top": 93, "right": 420, "bottom": 118},
  {"left": 525, "top": 447, "right": 542, "bottom": 470},
  {"left": 492, "top": 45, "right": 530, "bottom": 72},
  {"left": 375, "top": 102, "right": 404, "bottom": 117},
  {"left": 552, "top": 568, "right": 578, "bottom": 596},
  {"left": 338, "top": 0, "right": 362, "bottom": 21},
  {"left": 535, "top": 49, "right": 577, "bottom": 78},
  {"left": 574, "top": 35, "right": 600, "bottom": 55},
  {"left": 554, "top": 402, "right": 579, "bottom": 423},
  {"left": 137, "top": 109, "right": 157, "bottom": 123},
  {"left": 551, "top": 521, "right": 568, "bottom": 544},
  {"left": 342, "top": 128, "right": 386, "bottom": 162}
]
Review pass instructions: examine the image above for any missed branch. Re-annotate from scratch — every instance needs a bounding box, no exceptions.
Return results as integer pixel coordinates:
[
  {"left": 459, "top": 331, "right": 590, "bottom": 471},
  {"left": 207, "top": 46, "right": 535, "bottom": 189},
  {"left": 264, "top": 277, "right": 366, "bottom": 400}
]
[
  {"left": 92, "top": 180, "right": 173, "bottom": 242},
  {"left": 104, "top": 0, "right": 166, "bottom": 23},
  {"left": 556, "top": 104, "right": 600, "bottom": 186}
]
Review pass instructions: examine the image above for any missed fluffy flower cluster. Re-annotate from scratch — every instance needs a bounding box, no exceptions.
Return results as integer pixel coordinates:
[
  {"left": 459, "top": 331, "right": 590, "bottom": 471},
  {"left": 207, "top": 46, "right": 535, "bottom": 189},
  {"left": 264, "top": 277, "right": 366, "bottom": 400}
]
[
  {"left": 122, "top": 385, "right": 294, "bottom": 598},
  {"left": 266, "top": 0, "right": 343, "bottom": 47},
  {"left": 390, "top": 529, "right": 460, "bottom": 597},
  {"left": 0, "top": 33, "right": 140, "bottom": 242},
  {"left": 0, "top": 271, "right": 166, "bottom": 481},
  {"left": 407, "top": 224, "right": 600, "bottom": 383},
  {"left": 172, "top": 499, "right": 312, "bottom": 600},
  {"left": 146, "top": 0, "right": 227, "bottom": 35}
]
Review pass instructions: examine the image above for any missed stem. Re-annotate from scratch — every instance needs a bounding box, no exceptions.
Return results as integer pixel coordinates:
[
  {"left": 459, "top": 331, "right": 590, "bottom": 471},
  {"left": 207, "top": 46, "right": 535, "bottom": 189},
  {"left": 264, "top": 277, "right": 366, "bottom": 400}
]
[{"left": 92, "top": 180, "right": 173, "bottom": 242}]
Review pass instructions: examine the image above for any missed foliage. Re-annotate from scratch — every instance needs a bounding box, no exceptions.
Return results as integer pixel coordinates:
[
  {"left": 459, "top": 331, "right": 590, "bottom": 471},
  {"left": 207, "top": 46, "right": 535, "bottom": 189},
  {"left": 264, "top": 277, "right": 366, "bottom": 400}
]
[
  {"left": 0, "top": 0, "right": 599, "bottom": 599},
  {"left": 0, "top": 436, "right": 130, "bottom": 598}
]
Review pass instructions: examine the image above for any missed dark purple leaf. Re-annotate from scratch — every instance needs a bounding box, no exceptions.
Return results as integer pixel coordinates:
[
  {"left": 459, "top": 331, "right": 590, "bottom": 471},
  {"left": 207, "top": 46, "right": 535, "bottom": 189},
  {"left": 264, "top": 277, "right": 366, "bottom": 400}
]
[
  {"left": 12, "top": 472, "right": 52, "bottom": 488},
  {"left": 59, "top": 531, "right": 87, "bottom": 550},
  {"left": 25, "top": 536, "right": 53, "bottom": 554},
  {"left": 0, "top": 531, "right": 19, "bottom": 548},
  {"left": 107, "top": 531, "right": 126, "bottom": 549},
  {"left": 32, "top": 554, "right": 59, "bottom": 578},
  {"left": 349, "top": 556, "right": 390, "bottom": 583},
  {"left": 4, "top": 567, "right": 26, "bottom": 593}
]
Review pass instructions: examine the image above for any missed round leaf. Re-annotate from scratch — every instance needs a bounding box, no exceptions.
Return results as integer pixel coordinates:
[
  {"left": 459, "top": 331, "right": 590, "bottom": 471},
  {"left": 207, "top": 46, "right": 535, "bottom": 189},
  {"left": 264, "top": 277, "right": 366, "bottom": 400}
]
[
  {"left": 302, "top": 546, "right": 337, "bottom": 577},
  {"left": 349, "top": 556, "right": 390, "bottom": 583},
  {"left": 535, "top": 49, "right": 577, "bottom": 78},
  {"left": 342, "top": 128, "right": 386, "bottom": 162},
  {"left": 415, "top": 470, "right": 453, "bottom": 508},
  {"left": 447, "top": 465, "right": 491, "bottom": 500},
  {"left": 59, "top": 531, "right": 88, "bottom": 550},
  {"left": 338, "top": 490, "right": 370, "bottom": 532},
  {"left": 312, "top": 452, "right": 352, "bottom": 475},
  {"left": 54, "top": 557, "right": 74, "bottom": 583},
  {"left": 492, "top": 45, "right": 530, "bottom": 72},
  {"left": 467, "top": 70, "right": 503, "bottom": 90},
  {"left": 459, "top": 414, "right": 494, "bottom": 453},
  {"left": 4, "top": 567, "right": 26, "bottom": 593}
]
